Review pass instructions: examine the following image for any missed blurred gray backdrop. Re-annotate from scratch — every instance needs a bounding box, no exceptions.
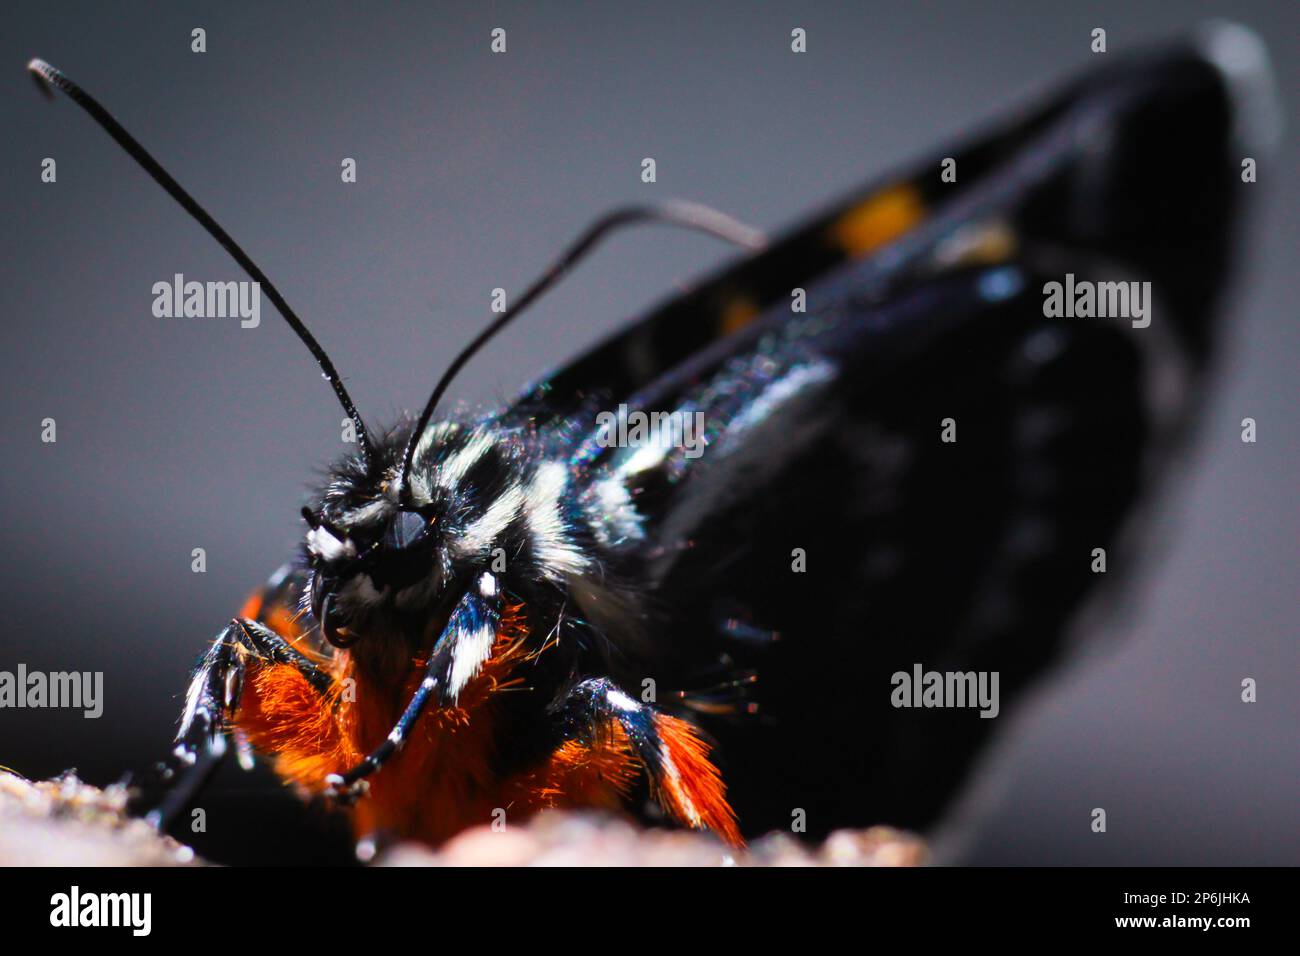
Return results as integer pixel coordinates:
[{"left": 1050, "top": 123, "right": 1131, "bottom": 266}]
[{"left": 1, "top": 1, "right": 1296, "bottom": 864}]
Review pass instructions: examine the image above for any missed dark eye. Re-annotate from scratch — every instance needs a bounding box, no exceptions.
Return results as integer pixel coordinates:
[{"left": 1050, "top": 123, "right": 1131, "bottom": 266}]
[
  {"left": 368, "top": 511, "right": 435, "bottom": 592},
  {"left": 383, "top": 510, "right": 430, "bottom": 550}
]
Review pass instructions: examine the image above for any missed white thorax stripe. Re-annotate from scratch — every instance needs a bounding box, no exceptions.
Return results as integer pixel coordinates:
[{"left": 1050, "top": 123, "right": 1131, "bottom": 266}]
[
  {"left": 527, "top": 461, "right": 590, "bottom": 577},
  {"left": 434, "top": 429, "right": 496, "bottom": 490},
  {"left": 455, "top": 481, "right": 527, "bottom": 558}
]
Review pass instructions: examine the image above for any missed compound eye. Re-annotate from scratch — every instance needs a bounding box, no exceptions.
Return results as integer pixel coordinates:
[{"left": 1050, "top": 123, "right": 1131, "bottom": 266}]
[{"left": 384, "top": 510, "right": 429, "bottom": 550}]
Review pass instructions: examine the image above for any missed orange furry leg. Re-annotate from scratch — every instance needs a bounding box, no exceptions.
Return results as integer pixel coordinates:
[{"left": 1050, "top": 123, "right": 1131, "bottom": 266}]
[
  {"left": 500, "top": 714, "right": 743, "bottom": 848},
  {"left": 652, "top": 713, "right": 743, "bottom": 847},
  {"left": 231, "top": 586, "right": 357, "bottom": 792},
  {"left": 233, "top": 659, "right": 357, "bottom": 794},
  {"left": 504, "top": 726, "right": 641, "bottom": 817}
]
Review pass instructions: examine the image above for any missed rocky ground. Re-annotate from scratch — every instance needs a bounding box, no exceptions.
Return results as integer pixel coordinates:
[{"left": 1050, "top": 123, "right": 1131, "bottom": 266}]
[{"left": 0, "top": 771, "right": 926, "bottom": 867}]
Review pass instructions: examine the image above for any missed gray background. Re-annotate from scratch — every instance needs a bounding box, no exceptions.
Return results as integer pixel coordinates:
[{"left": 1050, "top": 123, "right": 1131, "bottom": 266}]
[{"left": 1, "top": 1, "right": 1295, "bottom": 864}]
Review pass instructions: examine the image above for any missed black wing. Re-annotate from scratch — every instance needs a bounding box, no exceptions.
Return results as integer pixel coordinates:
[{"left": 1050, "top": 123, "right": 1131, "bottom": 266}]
[
  {"left": 514, "top": 32, "right": 1265, "bottom": 836},
  {"left": 513, "top": 33, "right": 1247, "bottom": 429}
]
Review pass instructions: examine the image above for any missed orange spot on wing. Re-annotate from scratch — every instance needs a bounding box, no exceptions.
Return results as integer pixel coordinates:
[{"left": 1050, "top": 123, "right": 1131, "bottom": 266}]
[
  {"left": 719, "top": 297, "right": 760, "bottom": 336},
  {"left": 830, "top": 183, "right": 925, "bottom": 257}
]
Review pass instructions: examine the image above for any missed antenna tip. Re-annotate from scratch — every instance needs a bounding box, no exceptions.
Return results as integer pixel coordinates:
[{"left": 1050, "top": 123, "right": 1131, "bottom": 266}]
[{"left": 27, "top": 58, "right": 59, "bottom": 97}]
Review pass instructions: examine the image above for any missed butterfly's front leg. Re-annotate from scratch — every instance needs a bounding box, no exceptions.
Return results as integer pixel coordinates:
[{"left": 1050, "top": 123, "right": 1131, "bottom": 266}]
[
  {"left": 128, "top": 617, "right": 335, "bottom": 828},
  {"left": 323, "top": 571, "right": 503, "bottom": 801},
  {"left": 546, "top": 677, "right": 743, "bottom": 846}
]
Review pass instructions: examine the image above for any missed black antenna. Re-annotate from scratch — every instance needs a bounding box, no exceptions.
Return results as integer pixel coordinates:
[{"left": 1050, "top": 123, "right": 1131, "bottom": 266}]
[
  {"left": 397, "top": 200, "right": 766, "bottom": 501},
  {"left": 28, "top": 59, "right": 371, "bottom": 465}
]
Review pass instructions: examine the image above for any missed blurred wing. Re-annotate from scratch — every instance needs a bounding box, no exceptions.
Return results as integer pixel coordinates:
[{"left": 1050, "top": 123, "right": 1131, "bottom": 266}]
[
  {"left": 512, "top": 33, "right": 1248, "bottom": 432},
  {"left": 511, "top": 33, "right": 1265, "bottom": 834}
]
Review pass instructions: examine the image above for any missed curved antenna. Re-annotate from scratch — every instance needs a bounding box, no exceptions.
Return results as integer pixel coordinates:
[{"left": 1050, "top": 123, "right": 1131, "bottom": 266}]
[
  {"left": 398, "top": 200, "right": 766, "bottom": 501},
  {"left": 28, "top": 59, "right": 371, "bottom": 465}
]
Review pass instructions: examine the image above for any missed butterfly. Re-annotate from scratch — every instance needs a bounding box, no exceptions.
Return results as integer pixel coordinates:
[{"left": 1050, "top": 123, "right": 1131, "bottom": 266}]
[{"left": 27, "top": 21, "right": 1270, "bottom": 854}]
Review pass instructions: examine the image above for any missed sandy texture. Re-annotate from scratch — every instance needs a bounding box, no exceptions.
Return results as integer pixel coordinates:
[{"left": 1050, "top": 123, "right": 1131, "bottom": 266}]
[
  {"left": 0, "top": 771, "right": 925, "bottom": 867},
  {"left": 0, "top": 771, "right": 199, "bottom": 866},
  {"left": 380, "top": 813, "right": 927, "bottom": 866}
]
